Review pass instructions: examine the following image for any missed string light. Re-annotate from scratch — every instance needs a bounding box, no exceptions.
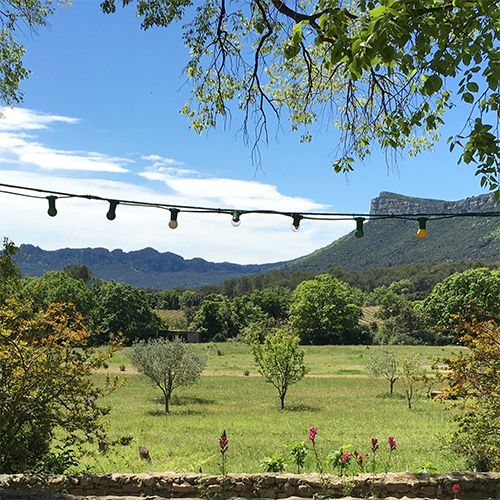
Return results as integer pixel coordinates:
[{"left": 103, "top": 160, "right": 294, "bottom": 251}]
[
  {"left": 106, "top": 200, "right": 119, "bottom": 221},
  {"left": 291, "top": 214, "right": 302, "bottom": 232},
  {"left": 354, "top": 217, "right": 365, "bottom": 238},
  {"left": 47, "top": 196, "right": 57, "bottom": 217},
  {"left": 0, "top": 183, "right": 498, "bottom": 238},
  {"left": 168, "top": 209, "right": 180, "bottom": 229},
  {"left": 417, "top": 217, "right": 428, "bottom": 239},
  {"left": 231, "top": 211, "right": 241, "bottom": 227}
]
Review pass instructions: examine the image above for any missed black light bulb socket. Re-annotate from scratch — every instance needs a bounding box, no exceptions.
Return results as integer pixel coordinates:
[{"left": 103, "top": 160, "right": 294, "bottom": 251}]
[
  {"left": 417, "top": 217, "right": 428, "bottom": 230},
  {"left": 168, "top": 208, "right": 180, "bottom": 229},
  {"left": 106, "top": 200, "right": 119, "bottom": 221},
  {"left": 232, "top": 211, "right": 241, "bottom": 224},
  {"left": 47, "top": 196, "right": 57, "bottom": 217},
  {"left": 354, "top": 217, "right": 365, "bottom": 238},
  {"left": 292, "top": 214, "right": 303, "bottom": 230}
]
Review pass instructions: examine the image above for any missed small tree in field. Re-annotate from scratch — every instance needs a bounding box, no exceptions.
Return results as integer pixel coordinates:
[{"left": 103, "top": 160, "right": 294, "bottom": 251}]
[
  {"left": 128, "top": 338, "right": 206, "bottom": 414},
  {"left": 250, "top": 328, "right": 308, "bottom": 409},
  {"left": 399, "top": 355, "right": 425, "bottom": 411},
  {"left": 365, "top": 348, "right": 399, "bottom": 395}
]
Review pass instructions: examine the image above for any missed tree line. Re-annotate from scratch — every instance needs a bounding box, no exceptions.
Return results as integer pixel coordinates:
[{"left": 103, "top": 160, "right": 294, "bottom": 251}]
[{"left": 14, "top": 253, "right": 499, "bottom": 346}]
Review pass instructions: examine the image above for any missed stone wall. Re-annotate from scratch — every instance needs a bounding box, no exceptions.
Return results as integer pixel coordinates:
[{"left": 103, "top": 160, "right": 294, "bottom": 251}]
[{"left": 0, "top": 472, "right": 499, "bottom": 499}]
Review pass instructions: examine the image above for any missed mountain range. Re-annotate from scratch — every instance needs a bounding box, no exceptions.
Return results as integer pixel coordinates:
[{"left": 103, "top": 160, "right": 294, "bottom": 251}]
[{"left": 14, "top": 192, "right": 499, "bottom": 289}]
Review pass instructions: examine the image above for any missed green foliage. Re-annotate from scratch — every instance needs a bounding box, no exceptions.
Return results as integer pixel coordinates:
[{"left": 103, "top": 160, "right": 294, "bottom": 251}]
[
  {"left": 21, "top": 271, "right": 91, "bottom": 316},
  {"left": 260, "top": 452, "right": 286, "bottom": 472},
  {"left": 63, "top": 264, "right": 93, "bottom": 284},
  {"left": 0, "top": 1, "right": 55, "bottom": 105},
  {"left": 128, "top": 338, "right": 206, "bottom": 414},
  {"left": 290, "top": 274, "right": 364, "bottom": 344},
  {"left": 435, "top": 320, "right": 499, "bottom": 471},
  {"left": 422, "top": 268, "right": 500, "bottom": 342},
  {"left": 289, "top": 442, "right": 309, "bottom": 473},
  {"left": 365, "top": 348, "right": 399, "bottom": 395},
  {"left": 250, "top": 328, "right": 308, "bottom": 409},
  {"left": 0, "top": 238, "right": 20, "bottom": 291},
  {"left": 0, "top": 298, "right": 115, "bottom": 473},
  {"left": 88, "top": 280, "right": 163, "bottom": 344},
  {"left": 102, "top": 1, "right": 499, "bottom": 197},
  {"left": 189, "top": 293, "right": 238, "bottom": 341},
  {"left": 375, "top": 295, "right": 434, "bottom": 345}
]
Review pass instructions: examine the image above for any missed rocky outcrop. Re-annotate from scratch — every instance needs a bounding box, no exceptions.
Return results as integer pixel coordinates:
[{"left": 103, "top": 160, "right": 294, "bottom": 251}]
[
  {"left": 370, "top": 192, "right": 496, "bottom": 216},
  {"left": 0, "top": 472, "right": 498, "bottom": 499}
]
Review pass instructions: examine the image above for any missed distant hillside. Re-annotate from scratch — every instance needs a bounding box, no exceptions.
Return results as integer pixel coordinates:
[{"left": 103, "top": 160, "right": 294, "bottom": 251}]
[
  {"left": 15, "top": 245, "right": 281, "bottom": 289},
  {"left": 14, "top": 192, "right": 499, "bottom": 290},
  {"left": 284, "top": 192, "right": 499, "bottom": 274}
]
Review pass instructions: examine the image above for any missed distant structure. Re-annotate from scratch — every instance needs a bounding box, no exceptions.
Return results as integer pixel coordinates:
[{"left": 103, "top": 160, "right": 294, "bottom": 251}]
[{"left": 160, "top": 330, "right": 201, "bottom": 343}]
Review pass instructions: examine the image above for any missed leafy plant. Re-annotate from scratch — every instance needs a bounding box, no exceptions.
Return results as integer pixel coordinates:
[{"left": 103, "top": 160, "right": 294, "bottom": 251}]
[
  {"left": 289, "top": 442, "right": 309, "bottom": 473},
  {"left": 260, "top": 452, "right": 286, "bottom": 473}
]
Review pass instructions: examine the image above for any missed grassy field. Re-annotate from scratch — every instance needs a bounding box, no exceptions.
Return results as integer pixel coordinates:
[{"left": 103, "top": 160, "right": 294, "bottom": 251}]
[{"left": 83, "top": 344, "right": 465, "bottom": 475}]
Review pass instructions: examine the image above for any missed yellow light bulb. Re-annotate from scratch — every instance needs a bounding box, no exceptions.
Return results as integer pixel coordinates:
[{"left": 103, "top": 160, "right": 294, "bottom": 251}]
[{"left": 417, "top": 228, "right": 428, "bottom": 239}]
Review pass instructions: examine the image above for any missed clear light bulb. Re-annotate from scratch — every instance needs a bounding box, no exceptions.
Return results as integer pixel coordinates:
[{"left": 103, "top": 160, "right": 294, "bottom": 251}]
[{"left": 231, "top": 211, "right": 241, "bottom": 227}]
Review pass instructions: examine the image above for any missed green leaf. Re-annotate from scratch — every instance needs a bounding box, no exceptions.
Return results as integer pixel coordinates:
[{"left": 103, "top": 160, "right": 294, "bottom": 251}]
[
  {"left": 423, "top": 75, "right": 443, "bottom": 94},
  {"left": 466, "top": 82, "right": 479, "bottom": 93},
  {"left": 463, "top": 92, "right": 474, "bottom": 103}
]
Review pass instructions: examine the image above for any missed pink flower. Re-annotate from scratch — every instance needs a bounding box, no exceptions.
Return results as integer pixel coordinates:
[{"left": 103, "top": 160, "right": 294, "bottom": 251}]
[
  {"left": 452, "top": 483, "right": 461, "bottom": 495},
  {"left": 341, "top": 451, "right": 351, "bottom": 463},
  {"left": 308, "top": 426, "right": 318, "bottom": 444},
  {"left": 371, "top": 437, "right": 379, "bottom": 453},
  {"left": 219, "top": 430, "right": 228, "bottom": 455},
  {"left": 387, "top": 436, "right": 397, "bottom": 451}
]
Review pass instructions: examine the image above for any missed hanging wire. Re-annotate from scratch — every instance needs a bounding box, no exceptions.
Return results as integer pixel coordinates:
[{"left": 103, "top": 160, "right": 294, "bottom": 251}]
[{"left": 0, "top": 182, "right": 498, "bottom": 229}]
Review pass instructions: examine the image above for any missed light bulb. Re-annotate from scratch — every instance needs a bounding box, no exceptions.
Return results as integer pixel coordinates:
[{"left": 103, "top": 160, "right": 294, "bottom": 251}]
[
  {"left": 231, "top": 211, "right": 241, "bottom": 227},
  {"left": 47, "top": 196, "right": 57, "bottom": 217},
  {"left": 291, "top": 214, "right": 302, "bottom": 232},
  {"left": 354, "top": 217, "right": 364, "bottom": 238},
  {"left": 106, "top": 200, "right": 119, "bottom": 220},
  {"left": 169, "top": 209, "right": 179, "bottom": 229},
  {"left": 417, "top": 217, "right": 428, "bottom": 239}
]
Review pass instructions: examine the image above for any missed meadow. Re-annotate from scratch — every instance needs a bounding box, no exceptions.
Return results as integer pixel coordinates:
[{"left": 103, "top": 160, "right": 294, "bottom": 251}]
[{"left": 84, "top": 344, "right": 465, "bottom": 475}]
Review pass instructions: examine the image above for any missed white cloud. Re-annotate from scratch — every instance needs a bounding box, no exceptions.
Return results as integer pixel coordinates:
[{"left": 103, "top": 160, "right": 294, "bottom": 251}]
[
  {"left": 140, "top": 168, "right": 325, "bottom": 211},
  {"left": 0, "top": 108, "right": 129, "bottom": 173},
  {"left": 0, "top": 107, "right": 79, "bottom": 131}
]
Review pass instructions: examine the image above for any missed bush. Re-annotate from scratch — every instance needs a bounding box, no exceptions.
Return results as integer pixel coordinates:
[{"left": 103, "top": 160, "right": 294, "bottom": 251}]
[{"left": 0, "top": 299, "right": 115, "bottom": 473}]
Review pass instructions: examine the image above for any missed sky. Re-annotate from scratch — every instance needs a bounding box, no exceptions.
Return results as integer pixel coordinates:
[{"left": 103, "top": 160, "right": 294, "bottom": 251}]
[{"left": 0, "top": 1, "right": 491, "bottom": 264}]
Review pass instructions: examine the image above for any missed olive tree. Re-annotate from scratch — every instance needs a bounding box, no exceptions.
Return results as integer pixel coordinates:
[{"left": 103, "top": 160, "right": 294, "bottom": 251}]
[
  {"left": 101, "top": 0, "right": 499, "bottom": 198},
  {"left": 250, "top": 328, "right": 308, "bottom": 409},
  {"left": 128, "top": 338, "right": 206, "bottom": 414}
]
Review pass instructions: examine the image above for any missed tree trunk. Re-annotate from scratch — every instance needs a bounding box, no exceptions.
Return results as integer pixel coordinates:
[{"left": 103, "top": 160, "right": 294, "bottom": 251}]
[
  {"left": 406, "top": 387, "right": 412, "bottom": 410},
  {"left": 390, "top": 378, "right": 395, "bottom": 394},
  {"left": 280, "top": 392, "right": 286, "bottom": 410}
]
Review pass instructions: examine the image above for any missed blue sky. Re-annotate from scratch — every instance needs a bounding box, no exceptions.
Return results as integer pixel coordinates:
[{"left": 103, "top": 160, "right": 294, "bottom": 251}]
[{"left": 0, "top": 1, "right": 490, "bottom": 264}]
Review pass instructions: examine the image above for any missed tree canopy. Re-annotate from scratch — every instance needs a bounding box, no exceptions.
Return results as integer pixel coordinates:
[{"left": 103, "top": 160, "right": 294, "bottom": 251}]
[
  {"left": 100, "top": 0, "right": 499, "bottom": 198},
  {"left": 422, "top": 267, "right": 500, "bottom": 342},
  {"left": 290, "top": 273, "right": 364, "bottom": 344},
  {"left": 0, "top": 1, "right": 497, "bottom": 197}
]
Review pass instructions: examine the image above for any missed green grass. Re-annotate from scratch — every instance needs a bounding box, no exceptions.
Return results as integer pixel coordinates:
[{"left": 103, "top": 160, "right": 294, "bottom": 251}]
[{"left": 85, "top": 344, "right": 465, "bottom": 475}]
